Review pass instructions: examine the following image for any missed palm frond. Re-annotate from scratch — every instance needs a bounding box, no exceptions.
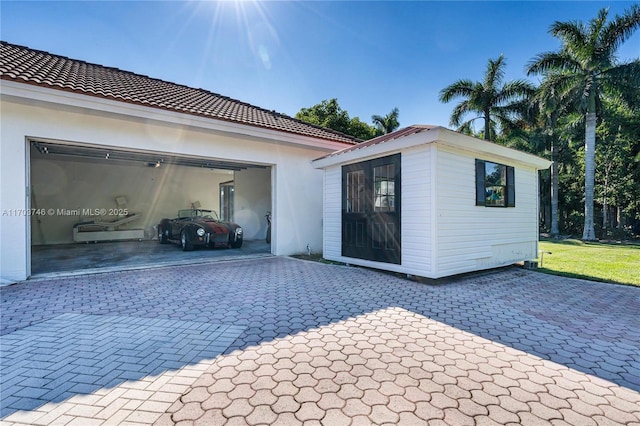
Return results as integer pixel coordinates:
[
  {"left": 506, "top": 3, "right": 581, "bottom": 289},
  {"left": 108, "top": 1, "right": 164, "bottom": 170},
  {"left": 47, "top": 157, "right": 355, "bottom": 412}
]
[
  {"left": 450, "top": 100, "right": 475, "bottom": 127},
  {"left": 485, "top": 55, "right": 506, "bottom": 91},
  {"left": 601, "top": 60, "right": 640, "bottom": 108},
  {"left": 495, "top": 79, "right": 535, "bottom": 104},
  {"left": 601, "top": 60, "right": 640, "bottom": 88},
  {"left": 456, "top": 121, "right": 475, "bottom": 136},
  {"left": 599, "top": 4, "right": 640, "bottom": 55},
  {"left": 587, "top": 8, "right": 610, "bottom": 54},
  {"left": 438, "top": 79, "right": 475, "bottom": 103},
  {"left": 550, "top": 20, "right": 587, "bottom": 51},
  {"left": 527, "top": 52, "right": 582, "bottom": 75}
]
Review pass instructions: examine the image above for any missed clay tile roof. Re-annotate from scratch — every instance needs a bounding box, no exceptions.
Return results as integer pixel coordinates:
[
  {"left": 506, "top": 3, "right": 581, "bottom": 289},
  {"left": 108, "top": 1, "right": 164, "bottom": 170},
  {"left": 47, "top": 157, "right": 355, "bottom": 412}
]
[{"left": 0, "top": 41, "right": 360, "bottom": 145}]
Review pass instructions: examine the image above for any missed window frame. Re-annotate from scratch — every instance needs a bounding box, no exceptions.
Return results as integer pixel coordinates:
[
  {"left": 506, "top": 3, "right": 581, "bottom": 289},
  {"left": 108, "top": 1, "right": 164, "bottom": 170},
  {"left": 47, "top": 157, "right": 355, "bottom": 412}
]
[
  {"left": 345, "top": 169, "right": 365, "bottom": 213},
  {"left": 475, "top": 159, "right": 515, "bottom": 208},
  {"left": 373, "top": 163, "right": 395, "bottom": 213}
]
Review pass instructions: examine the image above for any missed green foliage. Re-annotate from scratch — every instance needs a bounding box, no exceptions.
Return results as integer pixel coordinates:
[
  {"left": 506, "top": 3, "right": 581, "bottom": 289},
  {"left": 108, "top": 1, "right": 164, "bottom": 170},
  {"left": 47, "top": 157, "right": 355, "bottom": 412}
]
[
  {"left": 348, "top": 116, "right": 380, "bottom": 141},
  {"left": 372, "top": 108, "right": 400, "bottom": 134},
  {"left": 437, "top": 7, "right": 639, "bottom": 240},
  {"left": 439, "top": 55, "right": 535, "bottom": 141},
  {"left": 526, "top": 5, "right": 640, "bottom": 240},
  {"left": 295, "top": 98, "right": 383, "bottom": 141}
]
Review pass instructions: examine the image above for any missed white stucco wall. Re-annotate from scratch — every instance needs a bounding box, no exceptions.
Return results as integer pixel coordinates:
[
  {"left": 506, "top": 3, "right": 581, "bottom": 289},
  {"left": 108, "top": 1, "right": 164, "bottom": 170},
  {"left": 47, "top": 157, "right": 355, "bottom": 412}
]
[{"left": 1, "top": 87, "right": 339, "bottom": 282}]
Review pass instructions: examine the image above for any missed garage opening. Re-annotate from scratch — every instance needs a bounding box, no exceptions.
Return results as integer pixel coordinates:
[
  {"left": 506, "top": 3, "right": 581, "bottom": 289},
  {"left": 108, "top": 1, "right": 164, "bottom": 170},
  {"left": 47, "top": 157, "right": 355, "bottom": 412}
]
[{"left": 29, "top": 139, "right": 273, "bottom": 276}]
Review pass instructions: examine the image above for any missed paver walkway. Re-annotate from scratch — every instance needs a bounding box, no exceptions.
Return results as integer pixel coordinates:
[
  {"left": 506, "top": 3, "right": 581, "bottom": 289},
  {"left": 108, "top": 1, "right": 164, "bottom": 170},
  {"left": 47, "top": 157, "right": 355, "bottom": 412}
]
[{"left": 1, "top": 256, "right": 639, "bottom": 425}]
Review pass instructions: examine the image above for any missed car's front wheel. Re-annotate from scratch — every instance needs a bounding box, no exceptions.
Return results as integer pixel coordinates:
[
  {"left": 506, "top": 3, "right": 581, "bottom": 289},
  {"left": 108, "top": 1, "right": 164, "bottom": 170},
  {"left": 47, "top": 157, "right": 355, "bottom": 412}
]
[
  {"left": 158, "top": 226, "right": 168, "bottom": 244},
  {"left": 181, "top": 231, "right": 193, "bottom": 251},
  {"left": 230, "top": 237, "right": 243, "bottom": 249}
]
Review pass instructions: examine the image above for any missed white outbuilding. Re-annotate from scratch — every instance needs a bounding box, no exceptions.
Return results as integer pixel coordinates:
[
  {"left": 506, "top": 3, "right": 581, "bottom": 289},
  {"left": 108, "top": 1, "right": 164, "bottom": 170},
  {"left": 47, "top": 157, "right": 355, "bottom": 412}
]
[{"left": 312, "top": 125, "right": 552, "bottom": 279}]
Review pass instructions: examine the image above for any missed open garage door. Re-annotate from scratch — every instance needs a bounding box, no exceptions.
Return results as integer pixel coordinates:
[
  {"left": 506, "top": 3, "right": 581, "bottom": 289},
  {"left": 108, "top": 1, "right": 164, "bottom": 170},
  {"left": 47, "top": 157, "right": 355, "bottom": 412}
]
[{"left": 29, "top": 139, "right": 273, "bottom": 276}]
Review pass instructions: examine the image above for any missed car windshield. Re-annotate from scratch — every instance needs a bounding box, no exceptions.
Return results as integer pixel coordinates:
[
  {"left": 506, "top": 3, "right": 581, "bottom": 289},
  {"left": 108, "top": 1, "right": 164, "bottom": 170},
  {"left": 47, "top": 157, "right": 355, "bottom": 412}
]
[{"left": 178, "top": 209, "right": 219, "bottom": 220}]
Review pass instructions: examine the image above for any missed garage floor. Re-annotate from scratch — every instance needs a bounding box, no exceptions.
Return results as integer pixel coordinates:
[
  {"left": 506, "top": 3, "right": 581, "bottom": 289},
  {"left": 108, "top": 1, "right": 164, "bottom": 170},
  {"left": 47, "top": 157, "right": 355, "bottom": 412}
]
[{"left": 31, "top": 239, "right": 272, "bottom": 277}]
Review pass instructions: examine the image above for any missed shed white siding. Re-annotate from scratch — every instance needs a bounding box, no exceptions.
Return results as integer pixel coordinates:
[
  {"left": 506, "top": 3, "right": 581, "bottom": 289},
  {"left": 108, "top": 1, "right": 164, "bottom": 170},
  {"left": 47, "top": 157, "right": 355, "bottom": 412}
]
[
  {"left": 433, "top": 146, "right": 539, "bottom": 278},
  {"left": 399, "top": 146, "right": 433, "bottom": 276},
  {"left": 314, "top": 126, "right": 550, "bottom": 280},
  {"left": 322, "top": 146, "right": 434, "bottom": 275},
  {"left": 322, "top": 166, "right": 342, "bottom": 259}
]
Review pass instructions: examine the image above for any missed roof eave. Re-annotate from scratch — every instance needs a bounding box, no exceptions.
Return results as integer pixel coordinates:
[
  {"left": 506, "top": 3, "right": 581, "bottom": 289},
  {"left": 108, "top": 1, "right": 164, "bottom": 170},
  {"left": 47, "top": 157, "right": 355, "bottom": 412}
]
[
  {"left": 436, "top": 128, "right": 552, "bottom": 169},
  {"left": 1, "top": 79, "right": 354, "bottom": 152},
  {"left": 313, "top": 126, "right": 552, "bottom": 170}
]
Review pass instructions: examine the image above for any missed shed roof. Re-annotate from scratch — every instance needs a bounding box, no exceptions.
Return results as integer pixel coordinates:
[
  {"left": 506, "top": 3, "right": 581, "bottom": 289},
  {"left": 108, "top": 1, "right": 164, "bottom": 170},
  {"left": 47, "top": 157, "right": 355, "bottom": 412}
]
[
  {"left": 0, "top": 41, "right": 360, "bottom": 146},
  {"left": 313, "top": 125, "right": 552, "bottom": 170},
  {"left": 317, "top": 125, "right": 437, "bottom": 159}
]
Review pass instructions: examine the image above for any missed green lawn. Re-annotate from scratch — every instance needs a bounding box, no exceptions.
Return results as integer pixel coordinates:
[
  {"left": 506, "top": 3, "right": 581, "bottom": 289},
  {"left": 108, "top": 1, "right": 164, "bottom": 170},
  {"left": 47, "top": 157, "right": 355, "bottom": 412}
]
[{"left": 537, "top": 239, "right": 640, "bottom": 286}]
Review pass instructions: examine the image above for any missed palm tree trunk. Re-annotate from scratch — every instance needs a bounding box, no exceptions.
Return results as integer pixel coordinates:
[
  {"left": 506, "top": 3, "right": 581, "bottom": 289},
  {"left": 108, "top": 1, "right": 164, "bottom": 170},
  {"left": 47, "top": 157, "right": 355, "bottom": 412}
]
[
  {"left": 582, "top": 112, "right": 597, "bottom": 240},
  {"left": 484, "top": 111, "right": 491, "bottom": 140},
  {"left": 602, "top": 162, "right": 611, "bottom": 237},
  {"left": 551, "top": 140, "right": 559, "bottom": 237}
]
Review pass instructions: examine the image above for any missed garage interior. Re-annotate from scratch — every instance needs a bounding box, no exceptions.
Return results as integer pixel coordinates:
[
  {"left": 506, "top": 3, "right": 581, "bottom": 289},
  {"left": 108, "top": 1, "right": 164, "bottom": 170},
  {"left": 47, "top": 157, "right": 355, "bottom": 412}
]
[{"left": 29, "top": 140, "right": 273, "bottom": 276}]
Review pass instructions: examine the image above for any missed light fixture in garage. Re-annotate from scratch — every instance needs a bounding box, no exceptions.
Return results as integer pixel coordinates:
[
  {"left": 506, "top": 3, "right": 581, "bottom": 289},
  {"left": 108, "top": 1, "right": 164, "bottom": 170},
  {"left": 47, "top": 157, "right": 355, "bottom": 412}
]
[{"left": 31, "top": 141, "right": 267, "bottom": 172}]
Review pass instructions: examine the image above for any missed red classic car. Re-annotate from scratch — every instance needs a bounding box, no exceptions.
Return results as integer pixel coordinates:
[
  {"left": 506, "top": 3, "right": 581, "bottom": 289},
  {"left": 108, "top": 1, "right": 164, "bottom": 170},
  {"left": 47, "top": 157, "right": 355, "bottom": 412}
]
[{"left": 158, "top": 209, "right": 243, "bottom": 250}]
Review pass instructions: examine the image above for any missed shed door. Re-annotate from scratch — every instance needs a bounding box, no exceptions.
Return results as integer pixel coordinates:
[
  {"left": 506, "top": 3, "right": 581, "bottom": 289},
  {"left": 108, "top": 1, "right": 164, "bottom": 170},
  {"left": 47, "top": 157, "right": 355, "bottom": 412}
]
[{"left": 342, "top": 154, "right": 401, "bottom": 264}]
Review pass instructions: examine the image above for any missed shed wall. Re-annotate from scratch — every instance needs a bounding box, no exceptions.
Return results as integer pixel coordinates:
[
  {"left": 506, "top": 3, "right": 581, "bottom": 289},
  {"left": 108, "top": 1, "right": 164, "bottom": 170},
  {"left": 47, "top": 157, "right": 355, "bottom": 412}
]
[
  {"left": 322, "top": 166, "right": 342, "bottom": 259},
  {"left": 320, "top": 142, "right": 541, "bottom": 279},
  {"left": 322, "top": 146, "right": 435, "bottom": 276},
  {"left": 434, "top": 146, "right": 538, "bottom": 277},
  {"left": 398, "top": 146, "right": 433, "bottom": 276}
]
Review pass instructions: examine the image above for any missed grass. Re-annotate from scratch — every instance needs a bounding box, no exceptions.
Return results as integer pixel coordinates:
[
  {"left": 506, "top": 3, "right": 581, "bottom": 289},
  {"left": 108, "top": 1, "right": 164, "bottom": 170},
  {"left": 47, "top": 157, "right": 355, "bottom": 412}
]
[
  {"left": 537, "top": 239, "right": 640, "bottom": 286},
  {"left": 290, "top": 241, "right": 640, "bottom": 287}
]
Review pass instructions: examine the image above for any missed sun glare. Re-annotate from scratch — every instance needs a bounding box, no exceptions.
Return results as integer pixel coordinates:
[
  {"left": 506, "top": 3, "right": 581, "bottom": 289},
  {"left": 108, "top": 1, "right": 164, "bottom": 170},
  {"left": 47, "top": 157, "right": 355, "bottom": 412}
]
[{"left": 187, "top": 0, "right": 280, "bottom": 71}]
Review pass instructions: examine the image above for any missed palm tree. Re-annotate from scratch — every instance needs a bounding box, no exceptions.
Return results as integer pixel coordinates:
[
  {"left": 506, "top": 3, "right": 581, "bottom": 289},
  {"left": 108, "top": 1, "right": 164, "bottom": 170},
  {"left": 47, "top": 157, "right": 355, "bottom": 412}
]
[
  {"left": 371, "top": 108, "right": 400, "bottom": 134},
  {"left": 439, "top": 55, "right": 535, "bottom": 141},
  {"left": 527, "top": 5, "right": 640, "bottom": 241},
  {"left": 530, "top": 76, "right": 574, "bottom": 237}
]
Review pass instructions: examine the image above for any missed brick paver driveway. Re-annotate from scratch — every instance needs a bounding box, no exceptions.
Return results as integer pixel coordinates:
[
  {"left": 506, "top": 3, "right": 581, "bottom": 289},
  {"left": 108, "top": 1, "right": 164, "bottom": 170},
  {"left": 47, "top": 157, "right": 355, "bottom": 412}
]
[{"left": 1, "top": 257, "right": 639, "bottom": 425}]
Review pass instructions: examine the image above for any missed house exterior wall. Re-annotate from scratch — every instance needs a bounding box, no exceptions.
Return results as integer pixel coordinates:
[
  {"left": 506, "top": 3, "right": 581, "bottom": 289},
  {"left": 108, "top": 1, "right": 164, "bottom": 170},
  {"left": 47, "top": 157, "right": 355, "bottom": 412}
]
[
  {"left": 433, "top": 145, "right": 539, "bottom": 278},
  {"left": 1, "top": 94, "right": 331, "bottom": 282}
]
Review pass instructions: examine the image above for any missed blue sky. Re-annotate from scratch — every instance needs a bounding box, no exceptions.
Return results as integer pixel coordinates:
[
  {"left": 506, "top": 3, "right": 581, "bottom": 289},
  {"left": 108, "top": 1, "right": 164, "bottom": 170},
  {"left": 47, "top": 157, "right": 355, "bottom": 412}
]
[{"left": 2, "top": 1, "right": 639, "bottom": 131}]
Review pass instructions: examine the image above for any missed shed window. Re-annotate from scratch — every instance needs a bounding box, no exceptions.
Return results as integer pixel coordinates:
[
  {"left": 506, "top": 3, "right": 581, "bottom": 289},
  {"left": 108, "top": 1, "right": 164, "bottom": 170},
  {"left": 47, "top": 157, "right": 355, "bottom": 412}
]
[
  {"left": 374, "top": 164, "right": 395, "bottom": 212},
  {"left": 476, "top": 160, "right": 515, "bottom": 207}
]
